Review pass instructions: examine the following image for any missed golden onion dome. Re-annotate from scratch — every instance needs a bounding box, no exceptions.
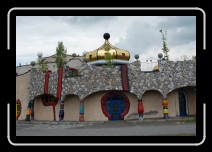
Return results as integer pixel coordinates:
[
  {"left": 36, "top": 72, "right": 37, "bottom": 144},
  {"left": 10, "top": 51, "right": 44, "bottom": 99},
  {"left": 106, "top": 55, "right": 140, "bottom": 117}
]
[
  {"left": 85, "top": 33, "right": 130, "bottom": 63},
  {"left": 153, "top": 65, "right": 159, "bottom": 71}
]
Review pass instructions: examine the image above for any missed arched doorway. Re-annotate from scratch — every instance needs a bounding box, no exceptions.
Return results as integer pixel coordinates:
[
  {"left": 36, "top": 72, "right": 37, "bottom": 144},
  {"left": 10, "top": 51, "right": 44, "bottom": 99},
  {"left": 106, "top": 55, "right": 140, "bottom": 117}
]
[
  {"left": 101, "top": 92, "right": 130, "bottom": 121},
  {"left": 178, "top": 91, "right": 187, "bottom": 116},
  {"left": 34, "top": 94, "right": 59, "bottom": 121}
]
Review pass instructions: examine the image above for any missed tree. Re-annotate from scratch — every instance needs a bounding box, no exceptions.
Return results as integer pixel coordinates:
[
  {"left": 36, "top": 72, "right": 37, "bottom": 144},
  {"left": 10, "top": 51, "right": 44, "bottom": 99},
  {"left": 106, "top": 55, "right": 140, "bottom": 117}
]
[
  {"left": 37, "top": 59, "right": 48, "bottom": 73},
  {"left": 56, "top": 41, "right": 67, "bottom": 69},
  {"left": 104, "top": 44, "right": 114, "bottom": 67},
  {"left": 160, "top": 29, "right": 170, "bottom": 60}
]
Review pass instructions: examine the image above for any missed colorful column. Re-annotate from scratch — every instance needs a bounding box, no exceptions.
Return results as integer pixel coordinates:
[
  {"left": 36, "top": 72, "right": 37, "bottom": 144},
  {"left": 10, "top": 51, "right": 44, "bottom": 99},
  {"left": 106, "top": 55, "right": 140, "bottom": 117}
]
[
  {"left": 162, "top": 98, "right": 169, "bottom": 119},
  {"left": 138, "top": 99, "right": 144, "bottom": 120},
  {"left": 59, "top": 100, "right": 64, "bottom": 121},
  {"left": 25, "top": 108, "right": 31, "bottom": 121},
  {"left": 25, "top": 99, "right": 33, "bottom": 121},
  {"left": 79, "top": 100, "right": 84, "bottom": 122}
]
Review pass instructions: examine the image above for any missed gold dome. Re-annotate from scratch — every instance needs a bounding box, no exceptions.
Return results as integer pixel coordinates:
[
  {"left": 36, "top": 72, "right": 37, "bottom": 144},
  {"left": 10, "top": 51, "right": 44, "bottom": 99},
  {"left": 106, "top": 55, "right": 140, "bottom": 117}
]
[
  {"left": 85, "top": 39, "right": 130, "bottom": 63},
  {"left": 153, "top": 65, "right": 159, "bottom": 71}
]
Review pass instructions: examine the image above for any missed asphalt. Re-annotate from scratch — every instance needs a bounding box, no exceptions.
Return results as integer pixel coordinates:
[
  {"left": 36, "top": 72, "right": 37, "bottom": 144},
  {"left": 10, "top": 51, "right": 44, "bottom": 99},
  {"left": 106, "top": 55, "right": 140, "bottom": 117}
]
[{"left": 16, "top": 117, "right": 196, "bottom": 136}]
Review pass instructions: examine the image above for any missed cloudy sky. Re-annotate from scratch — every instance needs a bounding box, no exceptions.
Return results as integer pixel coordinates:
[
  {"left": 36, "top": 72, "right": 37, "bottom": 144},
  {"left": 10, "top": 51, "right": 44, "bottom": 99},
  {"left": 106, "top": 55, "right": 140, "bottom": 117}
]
[{"left": 16, "top": 16, "right": 196, "bottom": 66}]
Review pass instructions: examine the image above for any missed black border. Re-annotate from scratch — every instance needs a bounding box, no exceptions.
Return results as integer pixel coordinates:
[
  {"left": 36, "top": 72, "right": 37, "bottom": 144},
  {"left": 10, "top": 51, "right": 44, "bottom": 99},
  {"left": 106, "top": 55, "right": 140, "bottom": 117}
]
[{"left": 11, "top": 8, "right": 203, "bottom": 144}]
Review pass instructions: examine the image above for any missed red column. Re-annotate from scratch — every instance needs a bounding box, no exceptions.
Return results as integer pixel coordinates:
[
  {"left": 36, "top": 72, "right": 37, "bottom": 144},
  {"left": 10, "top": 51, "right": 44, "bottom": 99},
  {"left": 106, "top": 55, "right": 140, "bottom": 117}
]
[
  {"left": 138, "top": 99, "right": 144, "bottom": 120},
  {"left": 57, "top": 67, "right": 63, "bottom": 99}
]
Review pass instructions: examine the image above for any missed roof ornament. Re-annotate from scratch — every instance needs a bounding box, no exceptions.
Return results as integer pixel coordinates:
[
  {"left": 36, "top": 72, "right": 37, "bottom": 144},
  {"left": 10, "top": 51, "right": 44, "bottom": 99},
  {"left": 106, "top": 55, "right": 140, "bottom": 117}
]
[{"left": 103, "top": 33, "right": 110, "bottom": 40}]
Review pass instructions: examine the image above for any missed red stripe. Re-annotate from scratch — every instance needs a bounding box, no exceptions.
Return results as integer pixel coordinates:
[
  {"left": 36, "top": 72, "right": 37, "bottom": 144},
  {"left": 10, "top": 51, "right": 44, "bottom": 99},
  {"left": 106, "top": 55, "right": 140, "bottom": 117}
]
[
  {"left": 44, "top": 72, "right": 49, "bottom": 94},
  {"left": 122, "top": 65, "right": 129, "bottom": 91},
  {"left": 57, "top": 68, "right": 63, "bottom": 99}
]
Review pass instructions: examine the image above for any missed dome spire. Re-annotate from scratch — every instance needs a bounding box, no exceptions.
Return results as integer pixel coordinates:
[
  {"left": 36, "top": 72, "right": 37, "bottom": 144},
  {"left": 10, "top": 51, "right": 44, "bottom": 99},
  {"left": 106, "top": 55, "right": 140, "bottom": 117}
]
[{"left": 103, "top": 33, "right": 110, "bottom": 40}]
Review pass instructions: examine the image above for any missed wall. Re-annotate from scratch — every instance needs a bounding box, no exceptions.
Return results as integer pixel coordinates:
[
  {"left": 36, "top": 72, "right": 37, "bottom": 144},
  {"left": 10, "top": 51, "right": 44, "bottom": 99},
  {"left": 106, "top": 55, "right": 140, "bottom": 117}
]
[
  {"left": 26, "top": 59, "right": 196, "bottom": 121},
  {"left": 128, "top": 60, "right": 196, "bottom": 98},
  {"left": 167, "top": 87, "right": 196, "bottom": 117},
  {"left": 183, "top": 87, "right": 196, "bottom": 115},
  {"left": 16, "top": 72, "right": 31, "bottom": 120},
  {"left": 34, "top": 98, "right": 60, "bottom": 121},
  {"left": 84, "top": 91, "right": 108, "bottom": 121},
  {"left": 142, "top": 91, "right": 163, "bottom": 118},
  {"left": 80, "top": 91, "right": 138, "bottom": 121},
  {"left": 29, "top": 60, "right": 196, "bottom": 101},
  {"left": 63, "top": 95, "right": 80, "bottom": 121},
  {"left": 167, "top": 90, "right": 179, "bottom": 117},
  {"left": 124, "top": 92, "right": 138, "bottom": 119}
]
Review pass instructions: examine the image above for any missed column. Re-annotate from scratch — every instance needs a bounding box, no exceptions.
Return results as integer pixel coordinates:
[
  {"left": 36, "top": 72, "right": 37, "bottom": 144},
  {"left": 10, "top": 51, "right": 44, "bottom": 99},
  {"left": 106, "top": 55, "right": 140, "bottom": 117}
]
[
  {"left": 30, "top": 100, "right": 34, "bottom": 120},
  {"left": 162, "top": 98, "right": 169, "bottom": 119},
  {"left": 138, "top": 99, "right": 144, "bottom": 120},
  {"left": 25, "top": 99, "right": 33, "bottom": 121},
  {"left": 25, "top": 108, "right": 31, "bottom": 121},
  {"left": 79, "top": 100, "right": 84, "bottom": 122}
]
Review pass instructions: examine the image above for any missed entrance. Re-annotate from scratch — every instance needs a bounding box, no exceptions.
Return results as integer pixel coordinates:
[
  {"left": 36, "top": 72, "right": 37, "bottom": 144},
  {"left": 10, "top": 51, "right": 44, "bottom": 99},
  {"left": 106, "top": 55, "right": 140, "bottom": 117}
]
[
  {"left": 101, "top": 92, "right": 130, "bottom": 121},
  {"left": 110, "top": 100, "right": 122, "bottom": 120},
  {"left": 179, "top": 91, "right": 187, "bottom": 116}
]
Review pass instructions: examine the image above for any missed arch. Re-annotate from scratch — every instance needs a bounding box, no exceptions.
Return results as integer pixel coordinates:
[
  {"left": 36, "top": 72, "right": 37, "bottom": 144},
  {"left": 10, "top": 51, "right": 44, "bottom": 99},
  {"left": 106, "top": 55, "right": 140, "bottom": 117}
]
[
  {"left": 166, "top": 85, "right": 196, "bottom": 97},
  {"left": 166, "top": 86, "right": 196, "bottom": 117},
  {"left": 142, "top": 89, "right": 163, "bottom": 97},
  {"left": 63, "top": 94, "right": 80, "bottom": 121},
  {"left": 16, "top": 99, "right": 21, "bottom": 120},
  {"left": 33, "top": 94, "right": 59, "bottom": 121},
  {"left": 142, "top": 90, "right": 163, "bottom": 118},
  {"left": 82, "top": 91, "right": 109, "bottom": 121},
  {"left": 101, "top": 91, "right": 130, "bottom": 120}
]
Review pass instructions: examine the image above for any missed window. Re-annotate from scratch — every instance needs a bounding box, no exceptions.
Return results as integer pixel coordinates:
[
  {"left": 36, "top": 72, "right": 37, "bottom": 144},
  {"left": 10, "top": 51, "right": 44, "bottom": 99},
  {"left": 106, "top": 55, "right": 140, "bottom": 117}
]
[
  {"left": 89, "top": 55, "right": 92, "bottom": 60},
  {"left": 41, "top": 95, "right": 58, "bottom": 106},
  {"left": 67, "top": 68, "right": 78, "bottom": 77}
]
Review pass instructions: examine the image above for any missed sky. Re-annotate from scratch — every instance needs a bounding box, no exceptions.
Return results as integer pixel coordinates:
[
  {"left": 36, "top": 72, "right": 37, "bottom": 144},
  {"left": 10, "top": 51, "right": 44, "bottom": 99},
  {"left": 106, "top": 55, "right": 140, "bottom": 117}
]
[{"left": 16, "top": 16, "right": 196, "bottom": 66}]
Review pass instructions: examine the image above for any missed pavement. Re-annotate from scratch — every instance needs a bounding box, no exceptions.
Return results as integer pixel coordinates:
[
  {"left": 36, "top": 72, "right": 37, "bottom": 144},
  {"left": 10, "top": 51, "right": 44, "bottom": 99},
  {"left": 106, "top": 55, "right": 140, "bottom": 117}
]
[{"left": 16, "top": 116, "right": 196, "bottom": 136}]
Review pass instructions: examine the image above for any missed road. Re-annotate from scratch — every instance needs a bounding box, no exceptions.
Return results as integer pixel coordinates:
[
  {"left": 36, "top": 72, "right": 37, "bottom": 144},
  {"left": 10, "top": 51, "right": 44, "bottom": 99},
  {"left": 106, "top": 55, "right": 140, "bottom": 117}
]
[{"left": 16, "top": 120, "right": 196, "bottom": 136}]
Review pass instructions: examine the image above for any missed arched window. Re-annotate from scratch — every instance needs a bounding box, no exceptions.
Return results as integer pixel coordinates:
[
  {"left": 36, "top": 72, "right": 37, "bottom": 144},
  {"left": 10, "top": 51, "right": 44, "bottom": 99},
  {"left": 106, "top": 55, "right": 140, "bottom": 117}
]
[
  {"left": 101, "top": 92, "right": 130, "bottom": 121},
  {"left": 41, "top": 94, "right": 58, "bottom": 106}
]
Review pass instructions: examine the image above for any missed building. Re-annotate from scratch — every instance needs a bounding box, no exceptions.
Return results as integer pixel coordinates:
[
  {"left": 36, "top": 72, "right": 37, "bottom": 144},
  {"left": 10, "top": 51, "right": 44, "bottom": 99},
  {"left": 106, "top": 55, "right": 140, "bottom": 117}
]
[{"left": 16, "top": 33, "right": 196, "bottom": 121}]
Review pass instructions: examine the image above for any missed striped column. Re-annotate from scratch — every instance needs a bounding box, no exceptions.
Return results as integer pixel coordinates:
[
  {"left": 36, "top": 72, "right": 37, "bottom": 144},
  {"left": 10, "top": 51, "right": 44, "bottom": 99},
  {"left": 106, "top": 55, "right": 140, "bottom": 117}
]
[
  {"left": 162, "top": 98, "right": 169, "bottom": 119},
  {"left": 79, "top": 100, "right": 84, "bottom": 122},
  {"left": 25, "top": 99, "right": 33, "bottom": 121},
  {"left": 138, "top": 99, "right": 144, "bottom": 120}
]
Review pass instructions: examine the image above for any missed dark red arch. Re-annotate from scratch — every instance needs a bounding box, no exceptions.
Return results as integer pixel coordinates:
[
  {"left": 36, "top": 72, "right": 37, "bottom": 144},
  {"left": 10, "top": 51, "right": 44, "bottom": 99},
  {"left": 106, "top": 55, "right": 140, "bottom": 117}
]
[{"left": 101, "top": 91, "right": 130, "bottom": 120}]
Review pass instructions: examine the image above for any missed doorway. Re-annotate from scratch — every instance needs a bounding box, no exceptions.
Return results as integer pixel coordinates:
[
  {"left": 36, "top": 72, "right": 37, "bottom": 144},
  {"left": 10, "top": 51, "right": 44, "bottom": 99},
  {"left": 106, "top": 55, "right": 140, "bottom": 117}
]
[
  {"left": 102, "top": 92, "right": 129, "bottom": 121},
  {"left": 178, "top": 91, "right": 187, "bottom": 116}
]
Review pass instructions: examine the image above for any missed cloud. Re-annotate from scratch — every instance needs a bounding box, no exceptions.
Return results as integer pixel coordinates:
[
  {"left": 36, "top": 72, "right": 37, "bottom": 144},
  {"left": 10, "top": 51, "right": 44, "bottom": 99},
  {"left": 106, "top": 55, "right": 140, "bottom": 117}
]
[
  {"left": 16, "top": 16, "right": 196, "bottom": 66},
  {"left": 51, "top": 16, "right": 118, "bottom": 26},
  {"left": 157, "top": 16, "right": 196, "bottom": 46}
]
